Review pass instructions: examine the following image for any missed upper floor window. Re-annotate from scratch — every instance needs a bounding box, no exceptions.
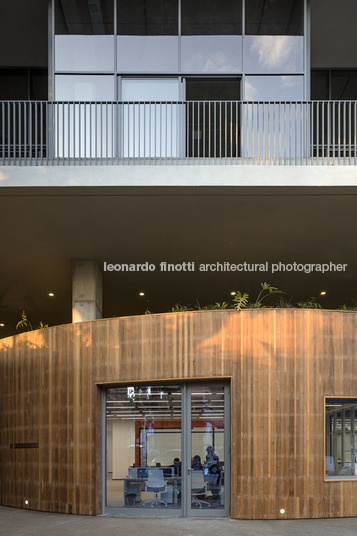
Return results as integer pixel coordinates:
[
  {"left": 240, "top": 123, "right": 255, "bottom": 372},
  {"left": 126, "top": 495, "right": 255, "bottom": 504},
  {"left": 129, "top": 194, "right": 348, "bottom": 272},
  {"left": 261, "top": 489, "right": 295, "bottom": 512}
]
[
  {"left": 55, "top": 0, "right": 114, "bottom": 34},
  {"left": 117, "top": 0, "right": 178, "bottom": 35},
  {"left": 311, "top": 70, "right": 357, "bottom": 100},
  {"left": 181, "top": 0, "right": 242, "bottom": 36},
  {"left": 245, "top": 0, "right": 304, "bottom": 73},
  {"left": 0, "top": 68, "right": 48, "bottom": 100},
  {"left": 245, "top": 0, "right": 304, "bottom": 36}
]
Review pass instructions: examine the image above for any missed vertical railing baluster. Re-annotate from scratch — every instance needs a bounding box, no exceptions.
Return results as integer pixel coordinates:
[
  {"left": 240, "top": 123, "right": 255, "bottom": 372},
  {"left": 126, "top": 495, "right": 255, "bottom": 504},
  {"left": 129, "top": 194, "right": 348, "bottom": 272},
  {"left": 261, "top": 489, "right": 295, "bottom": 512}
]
[
  {"left": 24, "top": 101, "right": 27, "bottom": 165},
  {"left": 294, "top": 102, "right": 297, "bottom": 165},
  {"left": 1, "top": 102, "right": 4, "bottom": 164},
  {"left": 321, "top": 101, "right": 325, "bottom": 164},
  {"left": 353, "top": 101, "right": 357, "bottom": 165},
  {"left": 347, "top": 101, "right": 352, "bottom": 165},
  {"left": 13, "top": 102, "right": 16, "bottom": 162},
  {"left": 18, "top": 102, "right": 22, "bottom": 164},
  {"left": 34, "top": 101, "right": 38, "bottom": 165}
]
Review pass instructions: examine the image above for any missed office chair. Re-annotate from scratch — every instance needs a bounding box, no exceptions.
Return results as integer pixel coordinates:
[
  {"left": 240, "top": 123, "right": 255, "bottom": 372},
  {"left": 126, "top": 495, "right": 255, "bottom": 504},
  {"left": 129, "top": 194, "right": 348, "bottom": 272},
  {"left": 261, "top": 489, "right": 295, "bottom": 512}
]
[
  {"left": 142, "top": 468, "right": 168, "bottom": 507},
  {"left": 191, "top": 470, "right": 210, "bottom": 508}
]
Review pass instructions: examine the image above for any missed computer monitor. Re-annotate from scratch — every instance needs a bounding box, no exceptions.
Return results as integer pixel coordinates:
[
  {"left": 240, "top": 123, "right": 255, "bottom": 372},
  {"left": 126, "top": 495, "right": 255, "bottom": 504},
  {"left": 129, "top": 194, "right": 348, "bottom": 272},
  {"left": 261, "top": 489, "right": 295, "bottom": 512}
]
[{"left": 163, "top": 466, "right": 174, "bottom": 477}]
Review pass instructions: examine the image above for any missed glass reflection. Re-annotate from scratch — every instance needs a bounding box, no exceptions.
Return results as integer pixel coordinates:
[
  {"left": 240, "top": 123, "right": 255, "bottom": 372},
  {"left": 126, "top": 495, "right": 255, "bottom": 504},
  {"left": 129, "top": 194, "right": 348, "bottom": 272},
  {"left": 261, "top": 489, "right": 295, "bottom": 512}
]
[
  {"left": 245, "top": 35, "right": 303, "bottom": 73},
  {"left": 326, "top": 399, "right": 357, "bottom": 479},
  {"left": 245, "top": 0, "right": 304, "bottom": 36},
  {"left": 190, "top": 385, "right": 225, "bottom": 510},
  {"left": 55, "top": 0, "right": 114, "bottom": 35},
  {"left": 181, "top": 36, "right": 242, "bottom": 73},
  {"left": 121, "top": 79, "right": 181, "bottom": 157},
  {"left": 106, "top": 385, "right": 182, "bottom": 509},
  {"left": 117, "top": 36, "right": 178, "bottom": 72},
  {"left": 243, "top": 77, "right": 305, "bottom": 160},
  {"left": 55, "top": 36, "right": 115, "bottom": 72},
  {"left": 117, "top": 0, "right": 178, "bottom": 35},
  {"left": 181, "top": 0, "right": 242, "bottom": 35},
  {"left": 245, "top": 75, "right": 303, "bottom": 101}
]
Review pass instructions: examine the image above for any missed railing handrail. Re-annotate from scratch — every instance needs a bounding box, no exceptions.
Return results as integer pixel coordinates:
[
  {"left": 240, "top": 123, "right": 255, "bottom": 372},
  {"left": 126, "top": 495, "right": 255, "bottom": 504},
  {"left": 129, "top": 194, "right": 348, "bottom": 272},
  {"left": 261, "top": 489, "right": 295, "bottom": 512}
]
[{"left": 1, "top": 100, "right": 357, "bottom": 166}]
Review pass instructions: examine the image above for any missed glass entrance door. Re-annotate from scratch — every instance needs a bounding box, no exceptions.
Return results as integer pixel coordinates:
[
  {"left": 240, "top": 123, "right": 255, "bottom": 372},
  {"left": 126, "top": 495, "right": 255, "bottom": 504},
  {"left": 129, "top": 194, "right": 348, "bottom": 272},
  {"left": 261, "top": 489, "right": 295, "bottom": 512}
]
[
  {"left": 185, "top": 384, "right": 230, "bottom": 516},
  {"left": 104, "top": 382, "right": 229, "bottom": 517}
]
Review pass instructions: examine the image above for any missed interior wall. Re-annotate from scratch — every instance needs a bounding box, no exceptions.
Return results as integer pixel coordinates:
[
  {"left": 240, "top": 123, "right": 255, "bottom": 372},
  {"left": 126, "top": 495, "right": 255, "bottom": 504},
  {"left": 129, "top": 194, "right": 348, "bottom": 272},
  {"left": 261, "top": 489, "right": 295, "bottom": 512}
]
[
  {"left": 311, "top": 0, "right": 357, "bottom": 68},
  {"left": 112, "top": 419, "right": 135, "bottom": 479}
]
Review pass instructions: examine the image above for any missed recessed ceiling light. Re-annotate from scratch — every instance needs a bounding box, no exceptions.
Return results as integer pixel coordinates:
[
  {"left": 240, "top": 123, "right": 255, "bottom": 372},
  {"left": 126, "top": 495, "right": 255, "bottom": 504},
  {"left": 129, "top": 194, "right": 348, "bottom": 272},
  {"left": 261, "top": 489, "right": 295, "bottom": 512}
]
[
  {"left": 230, "top": 291, "right": 236, "bottom": 296},
  {"left": 48, "top": 292, "right": 55, "bottom": 297},
  {"left": 139, "top": 292, "right": 145, "bottom": 296},
  {"left": 320, "top": 291, "right": 327, "bottom": 296},
  {"left": 0, "top": 323, "right": 4, "bottom": 327}
]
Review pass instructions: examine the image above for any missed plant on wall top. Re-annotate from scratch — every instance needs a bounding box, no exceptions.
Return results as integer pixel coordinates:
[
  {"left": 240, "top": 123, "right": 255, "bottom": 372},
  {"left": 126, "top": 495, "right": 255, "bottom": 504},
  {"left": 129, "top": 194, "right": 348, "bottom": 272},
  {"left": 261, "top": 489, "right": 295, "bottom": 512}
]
[{"left": 16, "top": 310, "right": 48, "bottom": 332}]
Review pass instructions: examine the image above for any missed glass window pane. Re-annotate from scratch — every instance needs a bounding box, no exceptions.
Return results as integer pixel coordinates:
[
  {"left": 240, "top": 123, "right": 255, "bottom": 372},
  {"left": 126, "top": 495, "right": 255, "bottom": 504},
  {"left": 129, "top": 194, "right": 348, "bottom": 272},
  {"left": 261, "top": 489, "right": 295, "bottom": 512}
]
[
  {"left": 55, "top": 36, "right": 114, "bottom": 72},
  {"left": 245, "top": 35, "right": 303, "bottom": 73},
  {"left": 311, "top": 70, "right": 329, "bottom": 100},
  {"left": 245, "top": 75, "right": 304, "bottom": 101},
  {"left": 106, "top": 385, "right": 182, "bottom": 509},
  {"left": 117, "top": 36, "right": 178, "bottom": 72},
  {"left": 30, "top": 69, "right": 48, "bottom": 101},
  {"left": 190, "top": 385, "right": 225, "bottom": 510},
  {"left": 117, "top": 0, "right": 178, "bottom": 35},
  {"left": 331, "top": 71, "right": 357, "bottom": 100},
  {"left": 243, "top": 77, "right": 304, "bottom": 159},
  {"left": 55, "top": 0, "right": 114, "bottom": 35},
  {"left": 120, "top": 79, "right": 181, "bottom": 158},
  {"left": 181, "top": 0, "right": 242, "bottom": 35},
  {"left": 55, "top": 75, "right": 115, "bottom": 100},
  {"left": 325, "top": 399, "right": 357, "bottom": 479},
  {"left": 186, "top": 79, "right": 240, "bottom": 101},
  {"left": 246, "top": 0, "right": 304, "bottom": 36},
  {"left": 0, "top": 69, "right": 28, "bottom": 100},
  {"left": 181, "top": 36, "right": 242, "bottom": 73},
  {"left": 121, "top": 78, "right": 180, "bottom": 101}
]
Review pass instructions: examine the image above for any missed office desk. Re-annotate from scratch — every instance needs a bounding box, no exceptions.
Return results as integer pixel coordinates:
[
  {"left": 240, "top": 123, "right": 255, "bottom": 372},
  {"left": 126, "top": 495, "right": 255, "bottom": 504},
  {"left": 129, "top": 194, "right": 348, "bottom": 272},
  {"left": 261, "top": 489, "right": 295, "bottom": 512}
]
[{"left": 123, "top": 476, "right": 181, "bottom": 506}]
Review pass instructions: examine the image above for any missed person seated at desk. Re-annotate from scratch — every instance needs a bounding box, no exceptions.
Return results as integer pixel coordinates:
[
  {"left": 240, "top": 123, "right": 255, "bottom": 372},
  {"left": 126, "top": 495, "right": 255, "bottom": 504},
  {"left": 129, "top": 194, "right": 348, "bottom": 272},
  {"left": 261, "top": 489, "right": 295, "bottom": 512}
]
[
  {"left": 170, "top": 457, "right": 181, "bottom": 476},
  {"left": 192, "top": 455, "right": 203, "bottom": 470},
  {"left": 205, "top": 446, "right": 221, "bottom": 487}
]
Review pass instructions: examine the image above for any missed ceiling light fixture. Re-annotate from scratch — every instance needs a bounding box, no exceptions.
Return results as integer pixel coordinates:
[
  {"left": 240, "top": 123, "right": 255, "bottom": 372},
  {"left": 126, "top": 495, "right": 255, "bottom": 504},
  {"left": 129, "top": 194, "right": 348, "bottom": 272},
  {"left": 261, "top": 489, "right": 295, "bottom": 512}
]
[
  {"left": 139, "top": 292, "right": 145, "bottom": 297},
  {"left": 320, "top": 291, "right": 326, "bottom": 296},
  {"left": 48, "top": 292, "right": 55, "bottom": 297},
  {"left": 230, "top": 291, "right": 236, "bottom": 296},
  {"left": 0, "top": 323, "right": 4, "bottom": 327}
]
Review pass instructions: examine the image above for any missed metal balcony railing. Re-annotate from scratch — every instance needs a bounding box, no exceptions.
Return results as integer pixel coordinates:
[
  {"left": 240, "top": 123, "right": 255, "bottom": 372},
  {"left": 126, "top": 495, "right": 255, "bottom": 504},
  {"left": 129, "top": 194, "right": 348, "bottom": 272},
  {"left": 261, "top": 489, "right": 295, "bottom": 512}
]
[{"left": 1, "top": 100, "right": 357, "bottom": 165}]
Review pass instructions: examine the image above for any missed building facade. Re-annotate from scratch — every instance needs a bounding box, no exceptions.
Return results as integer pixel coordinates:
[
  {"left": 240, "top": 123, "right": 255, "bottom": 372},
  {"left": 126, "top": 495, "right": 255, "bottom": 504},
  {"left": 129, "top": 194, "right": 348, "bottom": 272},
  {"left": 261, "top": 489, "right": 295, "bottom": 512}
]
[{"left": 1, "top": 0, "right": 357, "bottom": 520}]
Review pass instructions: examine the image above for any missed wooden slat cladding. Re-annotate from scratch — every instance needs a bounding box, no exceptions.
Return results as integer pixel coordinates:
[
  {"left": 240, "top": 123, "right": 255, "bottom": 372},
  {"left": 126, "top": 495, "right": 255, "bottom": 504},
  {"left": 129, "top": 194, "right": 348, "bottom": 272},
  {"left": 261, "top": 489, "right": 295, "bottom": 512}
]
[{"left": 1, "top": 310, "right": 357, "bottom": 518}]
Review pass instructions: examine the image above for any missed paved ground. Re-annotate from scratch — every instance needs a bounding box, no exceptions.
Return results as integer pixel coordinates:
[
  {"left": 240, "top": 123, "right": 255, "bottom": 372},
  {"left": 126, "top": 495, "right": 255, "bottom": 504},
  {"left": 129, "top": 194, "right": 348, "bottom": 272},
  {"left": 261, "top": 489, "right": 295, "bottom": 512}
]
[{"left": 1, "top": 506, "right": 357, "bottom": 536}]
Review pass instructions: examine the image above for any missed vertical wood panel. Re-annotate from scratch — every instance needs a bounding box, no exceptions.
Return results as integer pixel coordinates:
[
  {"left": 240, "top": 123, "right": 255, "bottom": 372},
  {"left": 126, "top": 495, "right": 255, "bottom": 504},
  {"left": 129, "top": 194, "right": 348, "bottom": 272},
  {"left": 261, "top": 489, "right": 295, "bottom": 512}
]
[{"left": 1, "top": 310, "right": 357, "bottom": 518}]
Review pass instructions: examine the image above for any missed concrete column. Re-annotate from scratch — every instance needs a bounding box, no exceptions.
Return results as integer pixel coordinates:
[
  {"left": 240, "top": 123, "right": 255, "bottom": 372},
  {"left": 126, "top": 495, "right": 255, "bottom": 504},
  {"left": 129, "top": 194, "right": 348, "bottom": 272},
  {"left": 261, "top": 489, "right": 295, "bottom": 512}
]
[{"left": 72, "top": 260, "right": 102, "bottom": 323}]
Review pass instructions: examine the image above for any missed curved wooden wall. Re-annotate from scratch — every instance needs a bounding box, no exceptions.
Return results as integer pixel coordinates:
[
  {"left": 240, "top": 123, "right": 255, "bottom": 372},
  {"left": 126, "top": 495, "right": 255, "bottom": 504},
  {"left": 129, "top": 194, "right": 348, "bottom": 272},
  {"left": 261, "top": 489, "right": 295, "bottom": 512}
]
[{"left": 1, "top": 309, "right": 357, "bottom": 518}]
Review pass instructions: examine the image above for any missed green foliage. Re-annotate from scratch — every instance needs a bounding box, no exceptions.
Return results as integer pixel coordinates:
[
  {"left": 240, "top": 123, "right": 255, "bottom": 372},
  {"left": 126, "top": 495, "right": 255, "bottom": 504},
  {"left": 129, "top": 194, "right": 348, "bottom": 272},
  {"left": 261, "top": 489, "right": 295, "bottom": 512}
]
[
  {"left": 338, "top": 304, "right": 357, "bottom": 311},
  {"left": 196, "top": 301, "right": 231, "bottom": 310},
  {"left": 297, "top": 298, "right": 322, "bottom": 309},
  {"left": 274, "top": 297, "right": 294, "bottom": 308},
  {"left": 16, "top": 310, "right": 48, "bottom": 331},
  {"left": 254, "top": 282, "right": 283, "bottom": 306},
  {"left": 171, "top": 302, "right": 194, "bottom": 312},
  {"left": 232, "top": 291, "right": 249, "bottom": 311},
  {"left": 246, "top": 302, "right": 265, "bottom": 308}
]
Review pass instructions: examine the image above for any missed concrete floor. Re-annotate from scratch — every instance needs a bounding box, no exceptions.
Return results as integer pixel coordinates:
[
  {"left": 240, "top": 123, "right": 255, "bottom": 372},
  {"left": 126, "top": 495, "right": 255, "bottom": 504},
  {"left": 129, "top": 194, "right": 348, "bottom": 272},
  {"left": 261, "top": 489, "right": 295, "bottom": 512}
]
[{"left": 1, "top": 507, "right": 357, "bottom": 536}]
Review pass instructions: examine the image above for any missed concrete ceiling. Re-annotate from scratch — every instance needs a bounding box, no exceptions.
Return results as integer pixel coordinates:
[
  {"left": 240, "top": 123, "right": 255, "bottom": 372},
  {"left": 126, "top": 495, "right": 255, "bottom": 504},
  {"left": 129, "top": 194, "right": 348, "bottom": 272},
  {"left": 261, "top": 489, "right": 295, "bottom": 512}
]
[{"left": 1, "top": 185, "right": 357, "bottom": 338}]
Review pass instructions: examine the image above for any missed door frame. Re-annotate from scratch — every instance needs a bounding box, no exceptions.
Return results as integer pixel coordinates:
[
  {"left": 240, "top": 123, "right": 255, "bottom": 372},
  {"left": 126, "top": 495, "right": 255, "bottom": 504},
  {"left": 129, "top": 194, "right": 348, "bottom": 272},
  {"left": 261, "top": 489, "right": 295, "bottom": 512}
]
[{"left": 102, "top": 380, "right": 230, "bottom": 517}]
